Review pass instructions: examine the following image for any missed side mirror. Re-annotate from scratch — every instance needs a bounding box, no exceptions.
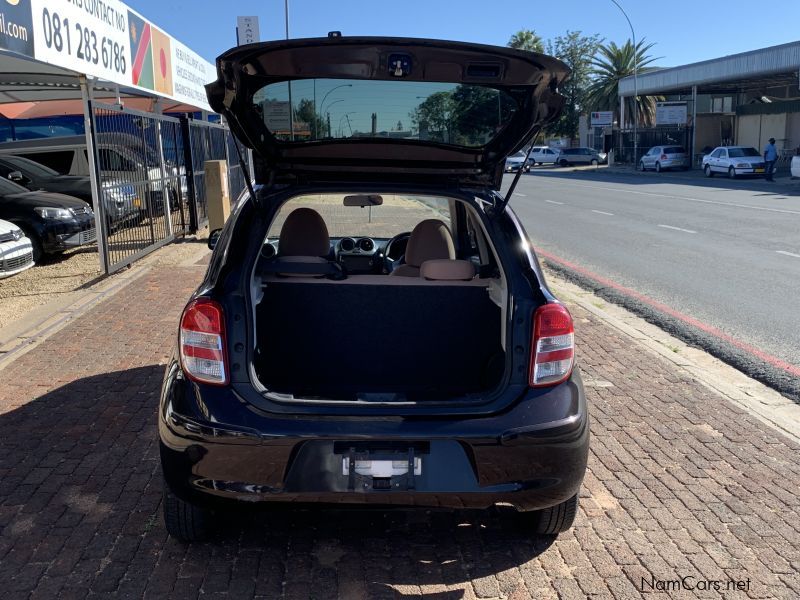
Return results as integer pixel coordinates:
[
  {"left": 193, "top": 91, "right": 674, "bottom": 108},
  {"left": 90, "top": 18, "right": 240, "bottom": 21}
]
[
  {"left": 208, "top": 228, "right": 222, "bottom": 250},
  {"left": 8, "top": 170, "right": 25, "bottom": 183}
]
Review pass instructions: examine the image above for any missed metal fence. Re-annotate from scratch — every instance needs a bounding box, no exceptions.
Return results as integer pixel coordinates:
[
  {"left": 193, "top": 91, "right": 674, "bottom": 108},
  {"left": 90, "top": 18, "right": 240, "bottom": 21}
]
[
  {"left": 616, "top": 127, "right": 694, "bottom": 166},
  {"left": 91, "top": 103, "right": 189, "bottom": 273},
  {"left": 181, "top": 119, "right": 246, "bottom": 231},
  {"left": 86, "top": 105, "right": 246, "bottom": 274}
]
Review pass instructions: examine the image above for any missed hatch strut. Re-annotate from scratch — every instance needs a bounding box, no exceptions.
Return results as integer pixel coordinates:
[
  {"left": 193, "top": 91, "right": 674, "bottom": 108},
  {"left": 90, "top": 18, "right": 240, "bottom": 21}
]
[
  {"left": 494, "top": 129, "right": 542, "bottom": 215},
  {"left": 231, "top": 138, "right": 262, "bottom": 210}
]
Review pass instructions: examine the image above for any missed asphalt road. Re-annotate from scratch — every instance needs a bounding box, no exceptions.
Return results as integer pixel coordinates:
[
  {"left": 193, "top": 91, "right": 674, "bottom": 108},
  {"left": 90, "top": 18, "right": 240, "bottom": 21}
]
[{"left": 503, "top": 167, "right": 800, "bottom": 372}]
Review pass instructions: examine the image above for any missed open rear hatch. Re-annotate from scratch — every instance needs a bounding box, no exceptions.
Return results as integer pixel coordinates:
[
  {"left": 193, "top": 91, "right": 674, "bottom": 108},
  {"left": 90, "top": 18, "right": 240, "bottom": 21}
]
[{"left": 206, "top": 36, "right": 569, "bottom": 189}]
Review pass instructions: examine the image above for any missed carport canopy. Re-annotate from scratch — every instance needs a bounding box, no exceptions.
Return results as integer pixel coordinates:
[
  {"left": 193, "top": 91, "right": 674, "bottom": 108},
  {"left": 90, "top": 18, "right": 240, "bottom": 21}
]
[
  {"left": 0, "top": 50, "right": 207, "bottom": 119},
  {"left": 618, "top": 41, "right": 800, "bottom": 98}
]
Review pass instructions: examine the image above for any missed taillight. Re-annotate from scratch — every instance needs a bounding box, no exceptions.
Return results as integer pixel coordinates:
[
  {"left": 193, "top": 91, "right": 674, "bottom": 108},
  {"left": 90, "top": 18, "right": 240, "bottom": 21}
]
[
  {"left": 661, "top": 154, "right": 668, "bottom": 160},
  {"left": 529, "top": 303, "right": 575, "bottom": 387},
  {"left": 179, "top": 298, "right": 228, "bottom": 385}
]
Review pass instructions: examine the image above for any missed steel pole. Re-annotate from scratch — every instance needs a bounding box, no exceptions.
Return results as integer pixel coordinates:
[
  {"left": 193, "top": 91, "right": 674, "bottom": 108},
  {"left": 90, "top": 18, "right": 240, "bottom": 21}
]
[
  {"left": 610, "top": 0, "right": 637, "bottom": 164},
  {"left": 79, "top": 75, "right": 109, "bottom": 274}
]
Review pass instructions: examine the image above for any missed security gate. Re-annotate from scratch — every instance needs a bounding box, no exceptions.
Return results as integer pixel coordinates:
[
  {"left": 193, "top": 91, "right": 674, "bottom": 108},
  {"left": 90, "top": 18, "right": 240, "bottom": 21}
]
[
  {"left": 86, "top": 102, "right": 246, "bottom": 274},
  {"left": 90, "top": 102, "right": 190, "bottom": 273},
  {"left": 182, "top": 118, "right": 246, "bottom": 231}
]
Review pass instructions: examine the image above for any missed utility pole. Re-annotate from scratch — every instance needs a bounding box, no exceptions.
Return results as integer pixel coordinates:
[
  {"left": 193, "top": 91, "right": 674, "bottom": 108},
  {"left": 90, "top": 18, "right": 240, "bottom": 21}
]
[{"left": 610, "top": 0, "right": 638, "bottom": 165}]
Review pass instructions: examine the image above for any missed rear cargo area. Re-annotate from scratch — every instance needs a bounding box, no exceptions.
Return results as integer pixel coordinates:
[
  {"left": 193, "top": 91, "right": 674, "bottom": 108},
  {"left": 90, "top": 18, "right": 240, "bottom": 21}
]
[{"left": 253, "top": 276, "right": 504, "bottom": 399}]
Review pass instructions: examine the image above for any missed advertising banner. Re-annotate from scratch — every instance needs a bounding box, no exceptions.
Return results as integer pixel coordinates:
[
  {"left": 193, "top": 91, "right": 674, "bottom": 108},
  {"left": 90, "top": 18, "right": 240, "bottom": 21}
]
[
  {"left": 19, "top": 0, "right": 214, "bottom": 111},
  {"left": 0, "top": 0, "right": 35, "bottom": 57},
  {"left": 656, "top": 102, "right": 688, "bottom": 126},
  {"left": 590, "top": 111, "right": 613, "bottom": 127}
]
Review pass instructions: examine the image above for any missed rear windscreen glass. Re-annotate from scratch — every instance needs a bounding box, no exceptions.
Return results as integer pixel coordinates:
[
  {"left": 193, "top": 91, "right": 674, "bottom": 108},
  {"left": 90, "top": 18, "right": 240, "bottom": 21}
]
[
  {"left": 729, "top": 147, "right": 759, "bottom": 158},
  {"left": 252, "top": 79, "right": 517, "bottom": 147},
  {"left": 664, "top": 146, "right": 685, "bottom": 154}
]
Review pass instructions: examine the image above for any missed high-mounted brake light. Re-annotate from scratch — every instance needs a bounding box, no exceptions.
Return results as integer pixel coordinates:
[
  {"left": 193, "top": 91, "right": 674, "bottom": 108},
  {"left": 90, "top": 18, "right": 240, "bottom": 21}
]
[
  {"left": 179, "top": 299, "right": 228, "bottom": 385},
  {"left": 529, "top": 303, "right": 575, "bottom": 387}
]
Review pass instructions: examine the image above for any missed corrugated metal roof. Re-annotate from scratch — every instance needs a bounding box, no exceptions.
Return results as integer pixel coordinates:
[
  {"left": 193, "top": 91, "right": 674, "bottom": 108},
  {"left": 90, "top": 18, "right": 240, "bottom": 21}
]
[{"left": 619, "top": 41, "right": 800, "bottom": 96}]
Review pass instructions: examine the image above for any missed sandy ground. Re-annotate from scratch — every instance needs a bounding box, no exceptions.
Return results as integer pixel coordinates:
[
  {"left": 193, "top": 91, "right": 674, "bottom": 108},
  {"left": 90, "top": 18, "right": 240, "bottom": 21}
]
[{"left": 0, "top": 247, "right": 102, "bottom": 330}]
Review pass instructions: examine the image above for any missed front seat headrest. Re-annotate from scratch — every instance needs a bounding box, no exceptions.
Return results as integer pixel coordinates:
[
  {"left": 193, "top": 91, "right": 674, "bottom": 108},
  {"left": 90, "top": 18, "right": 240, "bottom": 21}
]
[
  {"left": 278, "top": 207, "right": 330, "bottom": 257},
  {"left": 404, "top": 219, "right": 455, "bottom": 267}
]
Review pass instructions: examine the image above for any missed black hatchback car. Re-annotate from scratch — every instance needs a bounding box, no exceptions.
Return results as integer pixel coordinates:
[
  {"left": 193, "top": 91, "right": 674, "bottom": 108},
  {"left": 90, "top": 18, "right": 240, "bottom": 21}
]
[{"left": 159, "top": 37, "right": 589, "bottom": 541}]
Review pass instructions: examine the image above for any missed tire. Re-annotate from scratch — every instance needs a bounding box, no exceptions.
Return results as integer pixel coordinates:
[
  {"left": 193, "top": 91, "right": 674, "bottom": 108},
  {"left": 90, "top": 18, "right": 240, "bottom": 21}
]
[
  {"left": 638, "top": 161, "right": 645, "bottom": 171},
  {"left": 559, "top": 159, "right": 569, "bottom": 167},
  {"left": 521, "top": 494, "right": 579, "bottom": 535},
  {"left": 590, "top": 158, "right": 598, "bottom": 166},
  {"left": 17, "top": 225, "right": 43, "bottom": 262},
  {"left": 704, "top": 165, "right": 714, "bottom": 178},
  {"left": 655, "top": 162, "right": 662, "bottom": 173},
  {"left": 163, "top": 485, "right": 212, "bottom": 542},
  {"left": 728, "top": 166, "right": 736, "bottom": 179}
]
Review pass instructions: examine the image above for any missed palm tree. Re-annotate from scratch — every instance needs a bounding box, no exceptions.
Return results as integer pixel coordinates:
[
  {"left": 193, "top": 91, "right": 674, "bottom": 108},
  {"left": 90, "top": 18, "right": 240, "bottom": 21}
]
[
  {"left": 507, "top": 29, "right": 544, "bottom": 53},
  {"left": 586, "top": 39, "right": 661, "bottom": 128}
]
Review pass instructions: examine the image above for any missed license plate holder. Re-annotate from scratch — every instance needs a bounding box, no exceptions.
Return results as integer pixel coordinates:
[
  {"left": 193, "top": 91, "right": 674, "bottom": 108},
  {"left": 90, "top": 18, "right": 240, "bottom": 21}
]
[{"left": 339, "top": 444, "right": 423, "bottom": 491}]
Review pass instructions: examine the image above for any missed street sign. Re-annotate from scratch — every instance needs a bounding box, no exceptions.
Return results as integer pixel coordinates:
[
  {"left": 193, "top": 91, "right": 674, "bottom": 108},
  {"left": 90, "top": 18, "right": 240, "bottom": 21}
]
[
  {"left": 236, "top": 16, "right": 260, "bottom": 46},
  {"left": 263, "top": 101, "right": 291, "bottom": 132},
  {"left": 656, "top": 102, "right": 688, "bottom": 126},
  {"left": 590, "top": 111, "right": 613, "bottom": 127}
]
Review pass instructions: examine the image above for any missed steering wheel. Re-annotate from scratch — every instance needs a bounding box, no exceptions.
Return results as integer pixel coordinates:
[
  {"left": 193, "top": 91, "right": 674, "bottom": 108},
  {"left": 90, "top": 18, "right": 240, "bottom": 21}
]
[{"left": 382, "top": 231, "right": 411, "bottom": 273}]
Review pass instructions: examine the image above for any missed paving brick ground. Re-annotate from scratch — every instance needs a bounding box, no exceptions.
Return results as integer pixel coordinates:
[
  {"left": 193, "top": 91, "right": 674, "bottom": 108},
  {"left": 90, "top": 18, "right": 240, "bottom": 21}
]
[{"left": 0, "top": 264, "right": 799, "bottom": 599}]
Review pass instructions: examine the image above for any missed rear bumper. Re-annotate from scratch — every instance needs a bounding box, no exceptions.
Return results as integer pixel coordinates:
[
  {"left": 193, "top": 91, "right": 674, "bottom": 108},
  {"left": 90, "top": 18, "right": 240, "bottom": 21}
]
[{"left": 158, "top": 362, "right": 589, "bottom": 512}]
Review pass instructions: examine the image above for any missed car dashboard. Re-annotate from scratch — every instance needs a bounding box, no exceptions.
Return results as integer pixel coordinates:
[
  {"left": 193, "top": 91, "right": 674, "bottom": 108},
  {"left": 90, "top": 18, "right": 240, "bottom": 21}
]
[{"left": 262, "top": 236, "right": 408, "bottom": 275}]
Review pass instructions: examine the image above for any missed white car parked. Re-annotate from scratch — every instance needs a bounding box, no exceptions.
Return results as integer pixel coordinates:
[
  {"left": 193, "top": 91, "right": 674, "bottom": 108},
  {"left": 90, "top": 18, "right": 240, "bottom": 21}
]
[
  {"left": 639, "top": 145, "right": 689, "bottom": 172},
  {"left": 0, "top": 218, "right": 34, "bottom": 279},
  {"left": 702, "top": 146, "right": 766, "bottom": 178},
  {"left": 791, "top": 155, "right": 800, "bottom": 178},
  {"left": 527, "top": 146, "right": 559, "bottom": 166}
]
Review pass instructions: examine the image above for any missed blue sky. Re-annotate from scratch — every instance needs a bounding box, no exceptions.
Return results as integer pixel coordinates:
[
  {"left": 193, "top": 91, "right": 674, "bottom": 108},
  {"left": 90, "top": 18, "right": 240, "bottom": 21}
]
[{"left": 128, "top": 0, "right": 799, "bottom": 68}]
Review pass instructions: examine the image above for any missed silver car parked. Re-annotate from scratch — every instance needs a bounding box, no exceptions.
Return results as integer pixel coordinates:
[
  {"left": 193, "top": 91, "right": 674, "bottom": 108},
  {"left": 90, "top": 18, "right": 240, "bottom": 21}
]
[
  {"left": 639, "top": 145, "right": 689, "bottom": 172},
  {"left": 555, "top": 147, "right": 605, "bottom": 167}
]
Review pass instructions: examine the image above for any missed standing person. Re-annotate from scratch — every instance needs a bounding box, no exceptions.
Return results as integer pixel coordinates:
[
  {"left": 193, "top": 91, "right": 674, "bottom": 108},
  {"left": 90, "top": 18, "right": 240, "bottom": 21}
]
[{"left": 764, "top": 137, "right": 778, "bottom": 181}]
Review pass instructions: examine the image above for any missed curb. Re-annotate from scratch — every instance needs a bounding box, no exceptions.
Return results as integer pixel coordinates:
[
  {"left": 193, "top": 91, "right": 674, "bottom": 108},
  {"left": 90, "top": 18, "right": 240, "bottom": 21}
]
[
  {"left": 600, "top": 166, "right": 799, "bottom": 187},
  {"left": 544, "top": 268, "right": 800, "bottom": 445}
]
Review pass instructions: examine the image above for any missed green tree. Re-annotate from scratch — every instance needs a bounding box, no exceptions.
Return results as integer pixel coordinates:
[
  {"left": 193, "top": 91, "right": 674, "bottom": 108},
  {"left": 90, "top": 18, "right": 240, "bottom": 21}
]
[
  {"left": 294, "top": 98, "right": 326, "bottom": 139},
  {"left": 585, "top": 39, "right": 661, "bottom": 128},
  {"left": 507, "top": 29, "right": 544, "bottom": 53},
  {"left": 546, "top": 31, "right": 603, "bottom": 140},
  {"left": 410, "top": 91, "right": 454, "bottom": 142}
]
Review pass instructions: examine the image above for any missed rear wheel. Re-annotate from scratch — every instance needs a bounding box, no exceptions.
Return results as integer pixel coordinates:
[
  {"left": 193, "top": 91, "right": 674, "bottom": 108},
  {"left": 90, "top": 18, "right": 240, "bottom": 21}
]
[
  {"left": 704, "top": 164, "right": 714, "bottom": 178},
  {"left": 655, "top": 161, "right": 662, "bottom": 173},
  {"left": 163, "top": 485, "right": 212, "bottom": 542},
  {"left": 559, "top": 159, "right": 569, "bottom": 167},
  {"left": 520, "top": 494, "right": 579, "bottom": 535},
  {"left": 728, "top": 166, "right": 737, "bottom": 179},
  {"left": 590, "top": 158, "right": 598, "bottom": 166},
  {"left": 638, "top": 161, "right": 645, "bottom": 171}
]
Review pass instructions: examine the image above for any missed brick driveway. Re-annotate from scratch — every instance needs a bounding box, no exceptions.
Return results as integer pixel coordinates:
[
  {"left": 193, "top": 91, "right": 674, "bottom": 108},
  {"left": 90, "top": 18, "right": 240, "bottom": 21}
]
[{"left": 0, "top": 263, "right": 799, "bottom": 599}]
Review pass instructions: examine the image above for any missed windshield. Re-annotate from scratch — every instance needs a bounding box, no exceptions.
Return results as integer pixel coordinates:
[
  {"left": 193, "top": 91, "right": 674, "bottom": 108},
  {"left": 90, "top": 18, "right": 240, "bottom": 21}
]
[
  {"left": 267, "top": 194, "right": 451, "bottom": 240},
  {"left": 253, "top": 78, "right": 517, "bottom": 148},
  {"left": 0, "top": 177, "right": 31, "bottom": 194},
  {"left": 1, "top": 155, "right": 60, "bottom": 177},
  {"left": 729, "top": 147, "right": 760, "bottom": 158}
]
